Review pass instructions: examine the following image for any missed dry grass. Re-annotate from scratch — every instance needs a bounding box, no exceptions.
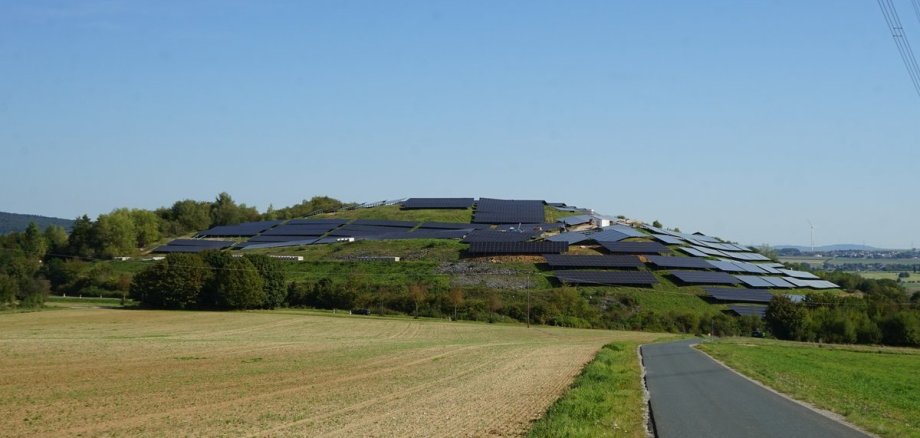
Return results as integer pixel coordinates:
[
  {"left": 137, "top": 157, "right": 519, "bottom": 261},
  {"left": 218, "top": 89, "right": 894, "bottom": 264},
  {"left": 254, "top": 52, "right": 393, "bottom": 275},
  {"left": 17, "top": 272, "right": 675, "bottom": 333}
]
[{"left": 0, "top": 308, "right": 662, "bottom": 437}]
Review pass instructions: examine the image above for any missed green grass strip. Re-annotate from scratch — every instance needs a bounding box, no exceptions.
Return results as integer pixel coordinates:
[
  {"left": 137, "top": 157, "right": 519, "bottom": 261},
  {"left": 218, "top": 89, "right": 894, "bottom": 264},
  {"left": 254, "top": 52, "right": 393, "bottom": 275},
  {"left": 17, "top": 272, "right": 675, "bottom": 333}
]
[
  {"left": 698, "top": 340, "right": 920, "bottom": 438},
  {"left": 529, "top": 342, "right": 646, "bottom": 438}
]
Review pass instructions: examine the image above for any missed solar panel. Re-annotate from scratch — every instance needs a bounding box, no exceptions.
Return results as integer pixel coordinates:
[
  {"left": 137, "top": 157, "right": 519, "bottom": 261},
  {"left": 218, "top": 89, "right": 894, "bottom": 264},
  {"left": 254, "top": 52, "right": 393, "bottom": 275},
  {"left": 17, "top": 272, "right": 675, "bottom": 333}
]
[
  {"left": 762, "top": 277, "right": 796, "bottom": 288},
  {"left": 153, "top": 245, "right": 225, "bottom": 253},
  {"left": 730, "top": 261, "right": 768, "bottom": 274},
  {"left": 778, "top": 269, "right": 820, "bottom": 279},
  {"left": 350, "top": 219, "right": 419, "bottom": 228},
  {"left": 734, "top": 275, "right": 774, "bottom": 288},
  {"left": 261, "top": 224, "right": 339, "bottom": 236},
  {"left": 418, "top": 222, "right": 487, "bottom": 230},
  {"left": 670, "top": 270, "right": 741, "bottom": 285},
  {"left": 704, "top": 287, "right": 775, "bottom": 303},
  {"left": 751, "top": 263, "right": 783, "bottom": 274},
  {"left": 546, "top": 231, "right": 591, "bottom": 244},
  {"left": 247, "top": 235, "right": 322, "bottom": 243},
  {"left": 600, "top": 241, "right": 670, "bottom": 255},
  {"left": 495, "top": 223, "right": 550, "bottom": 232},
  {"left": 585, "top": 229, "right": 630, "bottom": 243},
  {"left": 467, "top": 241, "right": 567, "bottom": 254},
  {"left": 678, "top": 247, "right": 710, "bottom": 258},
  {"left": 402, "top": 198, "right": 475, "bottom": 209},
  {"left": 462, "top": 230, "right": 538, "bottom": 243},
  {"left": 727, "top": 305, "right": 767, "bottom": 318},
  {"left": 472, "top": 198, "right": 545, "bottom": 224},
  {"left": 544, "top": 254, "right": 642, "bottom": 269},
  {"left": 651, "top": 235, "right": 685, "bottom": 245},
  {"left": 197, "top": 220, "right": 281, "bottom": 237},
  {"left": 783, "top": 277, "right": 838, "bottom": 289},
  {"left": 706, "top": 260, "right": 742, "bottom": 272},
  {"left": 758, "top": 262, "right": 785, "bottom": 269},
  {"left": 605, "top": 224, "right": 647, "bottom": 238},
  {"left": 166, "top": 239, "right": 234, "bottom": 248},
  {"left": 561, "top": 215, "right": 593, "bottom": 226},
  {"left": 238, "top": 238, "right": 318, "bottom": 249},
  {"left": 554, "top": 270, "right": 658, "bottom": 286},
  {"left": 691, "top": 246, "right": 729, "bottom": 257},
  {"left": 646, "top": 256, "right": 714, "bottom": 269}
]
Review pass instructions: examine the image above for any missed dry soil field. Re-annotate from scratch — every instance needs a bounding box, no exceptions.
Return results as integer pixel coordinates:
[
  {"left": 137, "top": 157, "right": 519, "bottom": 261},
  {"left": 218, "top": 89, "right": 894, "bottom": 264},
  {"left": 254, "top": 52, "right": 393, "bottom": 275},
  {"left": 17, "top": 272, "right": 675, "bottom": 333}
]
[{"left": 0, "top": 308, "right": 661, "bottom": 437}]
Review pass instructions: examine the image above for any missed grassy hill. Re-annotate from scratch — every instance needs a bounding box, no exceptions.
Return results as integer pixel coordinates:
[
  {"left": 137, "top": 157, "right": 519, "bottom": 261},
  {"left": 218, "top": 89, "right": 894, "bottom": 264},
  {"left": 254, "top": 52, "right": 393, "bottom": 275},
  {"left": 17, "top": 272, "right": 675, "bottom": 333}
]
[{"left": 0, "top": 211, "right": 73, "bottom": 234}]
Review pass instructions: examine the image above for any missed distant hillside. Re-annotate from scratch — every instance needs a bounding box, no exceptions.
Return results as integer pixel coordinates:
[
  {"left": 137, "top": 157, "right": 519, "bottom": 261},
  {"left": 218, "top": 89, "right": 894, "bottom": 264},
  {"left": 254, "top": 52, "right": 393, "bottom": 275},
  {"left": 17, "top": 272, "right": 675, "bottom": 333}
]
[
  {"left": 0, "top": 212, "right": 73, "bottom": 234},
  {"left": 773, "top": 244, "right": 884, "bottom": 252}
]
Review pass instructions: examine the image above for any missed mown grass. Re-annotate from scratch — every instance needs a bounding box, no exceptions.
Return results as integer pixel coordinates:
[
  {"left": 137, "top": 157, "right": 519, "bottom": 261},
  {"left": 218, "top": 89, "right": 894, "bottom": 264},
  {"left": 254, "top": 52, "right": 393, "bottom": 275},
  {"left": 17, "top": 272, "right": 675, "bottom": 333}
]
[
  {"left": 316, "top": 205, "right": 474, "bottom": 223},
  {"left": 698, "top": 338, "right": 920, "bottom": 438},
  {"left": 248, "top": 239, "right": 466, "bottom": 262},
  {"left": 529, "top": 341, "right": 663, "bottom": 438}
]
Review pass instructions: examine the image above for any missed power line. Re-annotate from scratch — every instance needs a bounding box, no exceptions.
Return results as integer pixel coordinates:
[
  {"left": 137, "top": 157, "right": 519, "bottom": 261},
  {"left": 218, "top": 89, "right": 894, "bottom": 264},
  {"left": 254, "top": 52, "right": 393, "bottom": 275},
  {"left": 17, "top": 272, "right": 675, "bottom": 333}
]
[{"left": 877, "top": 0, "right": 920, "bottom": 98}]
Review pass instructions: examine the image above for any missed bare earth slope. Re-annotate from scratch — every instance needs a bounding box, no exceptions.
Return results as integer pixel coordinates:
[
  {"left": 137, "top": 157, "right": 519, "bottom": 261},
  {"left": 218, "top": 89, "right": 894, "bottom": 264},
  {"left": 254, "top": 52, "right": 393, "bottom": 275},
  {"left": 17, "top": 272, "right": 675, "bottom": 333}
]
[{"left": 0, "top": 309, "right": 660, "bottom": 437}]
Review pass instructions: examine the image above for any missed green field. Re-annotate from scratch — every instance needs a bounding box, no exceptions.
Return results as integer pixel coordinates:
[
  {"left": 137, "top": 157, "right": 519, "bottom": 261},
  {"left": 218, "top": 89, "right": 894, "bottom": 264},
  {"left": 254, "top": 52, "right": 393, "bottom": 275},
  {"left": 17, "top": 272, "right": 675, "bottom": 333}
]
[
  {"left": 0, "top": 307, "right": 668, "bottom": 437},
  {"left": 698, "top": 339, "right": 920, "bottom": 438}
]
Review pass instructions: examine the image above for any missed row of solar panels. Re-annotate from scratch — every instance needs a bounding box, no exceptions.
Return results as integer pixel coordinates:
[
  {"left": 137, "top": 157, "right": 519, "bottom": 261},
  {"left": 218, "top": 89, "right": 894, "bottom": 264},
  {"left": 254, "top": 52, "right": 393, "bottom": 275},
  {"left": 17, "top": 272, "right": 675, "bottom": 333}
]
[{"left": 550, "top": 269, "right": 837, "bottom": 289}]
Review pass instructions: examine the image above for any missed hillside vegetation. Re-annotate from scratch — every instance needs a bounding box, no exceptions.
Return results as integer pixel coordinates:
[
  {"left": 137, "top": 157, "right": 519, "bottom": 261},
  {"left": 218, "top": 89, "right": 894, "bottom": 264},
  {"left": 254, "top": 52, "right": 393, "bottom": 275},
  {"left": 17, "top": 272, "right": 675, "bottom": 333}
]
[{"left": 0, "top": 212, "right": 72, "bottom": 235}]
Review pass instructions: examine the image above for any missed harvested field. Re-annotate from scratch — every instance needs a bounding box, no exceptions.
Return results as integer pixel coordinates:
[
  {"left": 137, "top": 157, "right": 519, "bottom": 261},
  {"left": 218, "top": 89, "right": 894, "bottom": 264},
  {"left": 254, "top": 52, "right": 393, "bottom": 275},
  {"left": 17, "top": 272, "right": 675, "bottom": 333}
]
[{"left": 0, "top": 308, "right": 661, "bottom": 437}]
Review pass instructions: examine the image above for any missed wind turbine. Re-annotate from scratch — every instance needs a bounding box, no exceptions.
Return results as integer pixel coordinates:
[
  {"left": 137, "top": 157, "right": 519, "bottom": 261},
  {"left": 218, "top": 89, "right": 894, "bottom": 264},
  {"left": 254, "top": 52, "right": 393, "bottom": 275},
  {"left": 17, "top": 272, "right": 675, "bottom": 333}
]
[{"left": 806, "top": 220, "right": 815, "bottom": 253}]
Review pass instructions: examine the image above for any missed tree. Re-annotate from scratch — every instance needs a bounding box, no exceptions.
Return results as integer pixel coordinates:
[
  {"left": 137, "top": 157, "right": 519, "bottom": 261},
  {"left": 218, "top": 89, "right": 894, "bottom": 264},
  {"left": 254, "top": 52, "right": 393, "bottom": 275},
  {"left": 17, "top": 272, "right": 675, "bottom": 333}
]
[
  {"left": 202, "top": 254, "right": 265, "bottom": 309},
  {"left": 0, "top": 273, "right": 17, "bottom": 308},
  {"left": 21, "top": 222, "right": 48, "bottom": 260},
  {"left": 66, "top": 215, "right": 97, "bottom": 258},
  {"left": 765, "top": 296, "right": 807, "bottom": 340},
  {"left": 408, "top": 283, "right": 428, "bottom": 318},
  {"left": 93, "top": 209, "right": 137, "bottom": 257},
  {"left": 210, "top": 192, "right": 243, "bottom": 226},
  {"left": 130, "top": 209, "right": 162, "bottom": 248},
  {"left": 652, "top": 220, "right": 662, "bottom": 228},
  {"left": 43, "top": 225, "right": 69, "bottom": 254},
  {"left": 245, "top": 254, "right": 287, "bottom": 308},
  {"left": 170, "top": 199, "right": 213, "bottom": 232},
  {"left": 448, "top": 287, "right": 465, "bottom": 320},
  {"left": 130, "top": 253, "right": 209, "bottom": 309}
]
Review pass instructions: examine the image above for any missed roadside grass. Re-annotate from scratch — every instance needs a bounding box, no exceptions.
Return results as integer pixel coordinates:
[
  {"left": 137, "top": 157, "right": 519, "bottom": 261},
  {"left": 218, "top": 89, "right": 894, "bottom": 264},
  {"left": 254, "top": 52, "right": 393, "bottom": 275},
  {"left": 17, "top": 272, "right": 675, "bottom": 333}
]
[
  {"left": 46, "top": 296, "right": 135, "bottom": 308},
  {"left": 698, "top": 338, "right": 920, "bottom": 438},
  {"left": 529, "top": 337, "right": 678, "bottom": 438}
]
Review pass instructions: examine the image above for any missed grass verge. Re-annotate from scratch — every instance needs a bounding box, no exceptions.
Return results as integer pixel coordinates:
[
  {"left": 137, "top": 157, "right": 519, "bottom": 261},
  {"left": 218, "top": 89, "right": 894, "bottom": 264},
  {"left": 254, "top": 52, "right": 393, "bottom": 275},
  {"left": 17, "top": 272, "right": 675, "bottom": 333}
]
[
  {"left": 697, "top": 338, "right": 920, "bottom": 438},
  {"left": 528, "top": 342, "right": 649, "bottom": 438}
]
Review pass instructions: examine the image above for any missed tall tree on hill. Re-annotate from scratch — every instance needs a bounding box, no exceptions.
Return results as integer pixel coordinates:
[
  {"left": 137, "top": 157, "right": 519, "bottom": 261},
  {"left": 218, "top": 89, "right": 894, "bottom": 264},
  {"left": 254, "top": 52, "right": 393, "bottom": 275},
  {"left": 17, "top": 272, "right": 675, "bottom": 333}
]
[
  {"left": 245, "top": 254, "right": 287, "bottom": 309},
  {"left": 66, "top": 215, "right": 97, "bottom": 258},
  {"left": 20, "top": 222, "right": 48, "bottom": 260},
  {"left": 130, "top": 209, "right": 161, "bottom": 248},
  {"left": 93, "top": 209, "right": 138, "bottom": 258},
  {"left": 43, "top": 225, "right": 69, "bottom": 255}
]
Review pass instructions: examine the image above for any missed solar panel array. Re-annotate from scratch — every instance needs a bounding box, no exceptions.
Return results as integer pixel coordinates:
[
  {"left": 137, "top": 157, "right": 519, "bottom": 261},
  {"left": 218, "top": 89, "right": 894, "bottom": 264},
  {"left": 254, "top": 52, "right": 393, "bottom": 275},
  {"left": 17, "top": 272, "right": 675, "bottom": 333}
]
[
  {"left": 735, "top": 275, "right": 775, "bottom": 288},
  {"left": 704, "top": 287, "right": 775, "bottom": 303},
  {"left": 599, "top": 241, "right": 671, "bottom": 255},
  {"left": 473, "top": 198, "right": 545, "bottom": 224},
  {"left": 670, "top": 270, "right": 741, "bottom": 285},
  {"left": 678, "top": 247, "right": 710, "bottom": 258},
  {"left": 468, "top": 241, "right": 567, "bottom": 254},
  {"left": 238, "top": 238, "right": 318, "bottom": 250},
  {"left": 645, "top": 255, "right": 714, "bottom": 270},
  {"left": 605, "top": 224, "right": 647, "bottom": 238},
  {"left": 154, "top": 239, "right": 235, "bottom": 253},
  {"left": 561, "top": 215, "right": 593, "bottom": 226},
  {"left": 727, "top": 305, "right": 768, "bottom": 318},
  {"left": 651, "top": 234, "right": 685, "bottom": 245},
  {"left": 350, "top": 219, "right": 419, "bottom": 228},
  {"left": 778, "top": 269, "right": 820, "bottom": 279},
  {"left": 554, "top": 270, "right": 658, "bottom": 286},
  {"left": 543, "top": 255, "right": 642, "bottom": 269},
  {"left": 198, "top": 220, "right": 281, "bottom": 237},
  {"left": 462, "top": 230, "right": 538, "bottom": 243},
  {"left": 585, "top": 229, "right": 631, "bottom": 243},
  {"left": 547, "top": 231, "right": 593, "bottom": 244},
  {"left": 402, "top": 198, "right": 475, "bottom": 209}
]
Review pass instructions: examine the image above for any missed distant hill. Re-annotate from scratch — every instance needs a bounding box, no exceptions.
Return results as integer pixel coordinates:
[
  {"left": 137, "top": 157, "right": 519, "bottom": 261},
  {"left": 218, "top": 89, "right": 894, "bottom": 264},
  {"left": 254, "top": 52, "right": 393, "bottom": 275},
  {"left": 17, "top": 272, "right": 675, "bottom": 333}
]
[
  {"left": 773, "top": 244, "right": 884, "bottom": 252},
  {"left": 0, "top": 212, "right": 74, "bottom": 235}
]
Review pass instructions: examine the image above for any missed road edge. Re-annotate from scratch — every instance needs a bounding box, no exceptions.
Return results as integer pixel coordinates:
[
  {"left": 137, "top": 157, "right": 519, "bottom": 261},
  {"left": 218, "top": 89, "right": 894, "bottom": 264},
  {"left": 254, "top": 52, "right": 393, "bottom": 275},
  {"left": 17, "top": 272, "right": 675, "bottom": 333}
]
[
  {"left": 692, "top": 342, "right": 878, "bottom": 438},
  {"left": 637, "top": 344, "right": 657, "bottom": 438}
]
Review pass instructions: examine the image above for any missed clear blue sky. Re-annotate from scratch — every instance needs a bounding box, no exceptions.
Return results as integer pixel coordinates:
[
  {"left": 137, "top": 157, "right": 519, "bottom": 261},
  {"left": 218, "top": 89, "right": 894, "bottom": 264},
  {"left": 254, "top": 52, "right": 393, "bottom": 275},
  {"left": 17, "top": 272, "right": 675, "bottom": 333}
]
[{"left": 1, "top": 1, "right": 918, "bottom": 248}]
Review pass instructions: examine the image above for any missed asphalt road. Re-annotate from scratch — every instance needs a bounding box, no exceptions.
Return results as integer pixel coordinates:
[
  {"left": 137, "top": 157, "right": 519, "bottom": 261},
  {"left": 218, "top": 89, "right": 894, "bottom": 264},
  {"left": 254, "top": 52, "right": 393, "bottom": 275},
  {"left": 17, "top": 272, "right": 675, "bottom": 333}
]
[{"left": 641, "top": 339, "right": 870, "bottom": 438}]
